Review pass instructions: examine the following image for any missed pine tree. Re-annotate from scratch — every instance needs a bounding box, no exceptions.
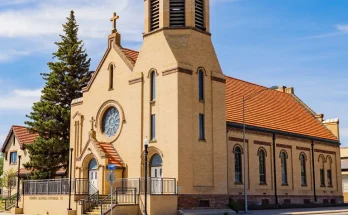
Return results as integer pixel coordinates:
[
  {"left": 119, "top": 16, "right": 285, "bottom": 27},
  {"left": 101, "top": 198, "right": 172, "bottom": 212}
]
[{"left": 24, "top": 11, "right": 92, "bottom": 179}]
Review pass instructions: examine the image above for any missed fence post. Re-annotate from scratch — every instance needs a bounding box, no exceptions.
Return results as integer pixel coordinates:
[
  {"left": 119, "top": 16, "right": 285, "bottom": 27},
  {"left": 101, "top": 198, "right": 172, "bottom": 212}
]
[
  {"left": 134, "top": 188, "right": 137, "bottom": 204},
  {"left": 161, "top": 178, "right": 164, "bottom": 195},
  {"left": 174, "top": 179, "right": 177, "bottom": 194}
]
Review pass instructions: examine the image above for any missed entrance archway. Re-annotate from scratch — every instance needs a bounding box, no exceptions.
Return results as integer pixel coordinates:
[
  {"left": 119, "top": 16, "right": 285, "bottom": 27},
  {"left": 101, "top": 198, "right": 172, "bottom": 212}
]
[
  {"left": 88, "top": 158, "right": 98, "bottom": 193},
  {"left": 150, "top": 154, "right": 162, "bottom": 194}
]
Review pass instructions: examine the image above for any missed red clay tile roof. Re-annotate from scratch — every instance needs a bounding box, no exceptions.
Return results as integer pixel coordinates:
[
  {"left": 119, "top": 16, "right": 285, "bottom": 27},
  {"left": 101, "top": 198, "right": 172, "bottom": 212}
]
[
  {"left": 226, "top": 76, "right": 338, "bottom": 141},
  {"left": 121, "top": 47, "right": 139, "bottom": 65},
  {"left": 99, "top": 142, "right": 124, "bottom": 167},
  {"left": 12, "top": 126, "right": 39, "bottom": 145},
  {"left": 2, "top": 125, "right": 39, "bottom": 152}
]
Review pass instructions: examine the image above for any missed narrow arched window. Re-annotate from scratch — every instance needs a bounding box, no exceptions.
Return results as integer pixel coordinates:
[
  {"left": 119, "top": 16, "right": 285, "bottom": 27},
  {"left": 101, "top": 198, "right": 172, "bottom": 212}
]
[
  {"left": 280, "top": 151, "right": 288, "bottom": 185},
  {"left": 151, "top": 71, "right": 156, "bottom": 101},
  {"left": 319, "top": 155, "right": 325, "bottom": 187},
  {"left": 150, "top": 0, "right": 160, "bottom": 31},
  {"left": 327, "top": 156, "right": 332, "bottom": 187},
  {"left": 198, "top": 70, "right": 204, "bottom": 100},
  {"left": 109, "top": 64, "right": 114, "bottom": 90},
  {"left": 170, "top": 0, "right": 185, "bottom": 27},
  {"left": 300, "top": 153, "right": 307, "bottom": 186},
  {"left": 234, "top": 146, "right": 242, "bottom": 183},
  {"left": 259, "top": 149, "right": 266, "bottom": 184},
  {"left": 195, "top": 0, "right": 205, "bottom": 30}
]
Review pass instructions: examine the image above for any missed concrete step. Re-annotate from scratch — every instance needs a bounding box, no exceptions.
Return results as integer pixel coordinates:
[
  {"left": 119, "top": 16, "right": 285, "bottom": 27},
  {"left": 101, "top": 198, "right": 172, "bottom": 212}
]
[{"left": 178, "top": 209, "right": 236, "bottom": 215}]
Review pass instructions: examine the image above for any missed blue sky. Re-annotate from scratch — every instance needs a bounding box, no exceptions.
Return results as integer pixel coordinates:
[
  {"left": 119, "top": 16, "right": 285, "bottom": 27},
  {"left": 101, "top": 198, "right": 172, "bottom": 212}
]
[{"left": 0, "top": 0, "right": 347, "bottom": 146}]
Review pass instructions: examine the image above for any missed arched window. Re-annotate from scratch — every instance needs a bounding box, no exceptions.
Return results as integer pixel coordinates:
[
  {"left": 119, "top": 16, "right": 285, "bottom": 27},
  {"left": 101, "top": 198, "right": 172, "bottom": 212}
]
[
  {"left": 234, "top": 146, "right": 242, "bottom": 183},
  {"left": 300, "top": 153, "right": 307, "bottom": 186},
  {"left": 89, "top": 158, "right": 98, "bottom": 170},
  {"left": 280, "top": 151, "right": 288, "bottom": 185},
  {"left": 195, "top": 0, "right": 205, "bottom": 30},
  {"left": 170, "top": 0, "right": 185, "bottom": 27},
  {"left": 150, "top": 0, "right": 160, "bottom": 31},
  {"left": 150, "top": 154, "right": 162, "bottom": 167},
  {"left": 109, "top": 64, "right": 114, "bottom": 90},
  {"left": 319, "top": 155, "right": 325, "bottom": 187},
  {"left": 151, "top": 71, "right": 156, "bottom": 101},
  {"left": 198, "top": 70, "right": 204, "bottom": 100},
  {"left": 327, "top": 156, "right": 332, "bottom": 187},
  {"left": 258, "top": 149, "right": 266, "bottom": 184}
]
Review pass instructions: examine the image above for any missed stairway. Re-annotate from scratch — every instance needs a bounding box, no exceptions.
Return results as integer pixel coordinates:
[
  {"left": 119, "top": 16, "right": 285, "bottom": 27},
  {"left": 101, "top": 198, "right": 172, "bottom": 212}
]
[{"left": 84, "top": 194, "right": 109, "bottom": 215}]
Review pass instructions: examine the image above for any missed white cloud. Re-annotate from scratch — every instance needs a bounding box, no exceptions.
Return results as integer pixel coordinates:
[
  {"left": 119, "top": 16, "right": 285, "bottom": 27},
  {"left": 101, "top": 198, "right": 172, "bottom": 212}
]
[
  {"left": 0, "top": 0, "right": 143, "bottom": 62},
  {"left": 337, "top": 24, "right": 348, "bottom": 33},
  {"left": 299, "top": 24, "right": 348, "bottom": 40},
  {"left": 0, "top": 88, "right": 41, "bottom": 110}
]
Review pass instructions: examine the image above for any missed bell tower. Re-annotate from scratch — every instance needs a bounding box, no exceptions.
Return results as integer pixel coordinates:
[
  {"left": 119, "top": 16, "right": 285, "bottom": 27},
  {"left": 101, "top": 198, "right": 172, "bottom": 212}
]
[
  {"left": 144, "top": 0, "right": 210, "bottom": 34},
  {"left": 134, "top": 0, "right": 227, "bottom": 200}
]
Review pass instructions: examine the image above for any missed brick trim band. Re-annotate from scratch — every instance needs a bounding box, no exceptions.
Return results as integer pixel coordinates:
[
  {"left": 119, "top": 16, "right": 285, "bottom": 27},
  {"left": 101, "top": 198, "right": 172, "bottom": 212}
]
[
  {"left": 128, "top": 77, "right": 142, "bottom": 85},
  {"left": 276, "top": 143, "right": 292, "bottom": 149},
  {"left": 229, "top": 137, "right": 248, "bottom": 143},
  {"left": 254, "top": 140, "right": 271, "bottom": 146},
  {"left": 211, "top": 76, "right": 226, "bottom": 83},
  {"left": 162, "top": 67, "right": 193, "bottom": 76},
  {"left": 315, "top": 149, "right": 336, "bottom": 155},
  {"left": 296, "top": 146, "right": 310, "bottom": 151}
]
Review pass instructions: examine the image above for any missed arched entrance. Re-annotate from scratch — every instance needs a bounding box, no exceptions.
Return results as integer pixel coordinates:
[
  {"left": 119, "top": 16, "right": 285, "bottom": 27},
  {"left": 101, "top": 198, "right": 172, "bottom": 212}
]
[
  {"left": 88, "top": 158, "right": 98, "bottom": 193},
  {"left": 150, "top": 154, "right": 162, "bottom": 194}
]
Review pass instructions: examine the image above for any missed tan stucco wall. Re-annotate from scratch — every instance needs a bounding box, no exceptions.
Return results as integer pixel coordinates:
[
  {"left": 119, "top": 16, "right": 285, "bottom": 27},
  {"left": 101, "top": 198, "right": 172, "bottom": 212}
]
[
  {"left": 2, "top": 133, "right": 30, "bottom": 197},
  {"left": 22, "top": 195, "right": 75, "bottom": 215},
  {"left": 228, "top": 128, "right": 342, "bottom": 198},
  {"left": 148, "top": 195, "right": 178, "bottom": 215}
]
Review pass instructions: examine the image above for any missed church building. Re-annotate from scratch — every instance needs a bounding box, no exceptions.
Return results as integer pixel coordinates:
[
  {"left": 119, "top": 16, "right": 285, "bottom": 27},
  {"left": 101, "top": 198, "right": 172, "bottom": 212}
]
[{"left": 17, "top": 0, "right": 343, "bottom": 214}]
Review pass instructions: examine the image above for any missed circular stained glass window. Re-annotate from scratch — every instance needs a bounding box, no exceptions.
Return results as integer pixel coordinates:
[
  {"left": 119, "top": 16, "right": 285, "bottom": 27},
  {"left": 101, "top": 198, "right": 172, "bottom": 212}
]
[{"left": 102, "top": 107, "right": 121, "bottom": 137}]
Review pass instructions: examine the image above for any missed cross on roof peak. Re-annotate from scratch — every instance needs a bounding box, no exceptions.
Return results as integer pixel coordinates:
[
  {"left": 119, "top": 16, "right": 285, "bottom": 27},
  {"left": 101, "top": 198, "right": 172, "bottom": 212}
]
[{"left": 110, "top": 12, "right": 120, "bottom": 32}]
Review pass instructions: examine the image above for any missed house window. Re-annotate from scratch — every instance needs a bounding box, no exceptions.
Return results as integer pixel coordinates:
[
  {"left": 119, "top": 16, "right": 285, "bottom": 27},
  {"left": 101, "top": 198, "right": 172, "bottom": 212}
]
[
  {"left": 300, "top": 153, "right": 307, "bottom": 186},
  {"left": 151, "top": 71, "right": 156, "bottom": 101},
  {"left": 320, "top": 169, "right": 325, "bottom": 187},
  {"left": 150, "top": 0, "right": 160, "bottom": 31},
  {"left": 199, "top": 114, "right": 205, "bottom": 140},
  {"left": 109, "top": 64, "right": 114, "bottom": 90},
  {"left": 327, "top": 170, "right": 332, "bottom": 187},
  {"left": 234, "top": 146, "right": 242, "bottom": 183},
  {"left": 280, "top": 151, "right": 288, "bottom": 185},
  {"left": 170, "top": 0, "right": 185, "bottom": 27},
  {"left": 10, "top": 152, "right": 17, "bottom": 164},
  {"left": 151, "top": 114, "right": 156, "bottom": 140},
  {"left": 258, "top": 149, "right": 266, "bottom": 184},
  {"left": 195, "top": 0, "right": 205, "bottom": 30},
  {"left": 198, "top": 70, "right": 204, "bottom": 100}
]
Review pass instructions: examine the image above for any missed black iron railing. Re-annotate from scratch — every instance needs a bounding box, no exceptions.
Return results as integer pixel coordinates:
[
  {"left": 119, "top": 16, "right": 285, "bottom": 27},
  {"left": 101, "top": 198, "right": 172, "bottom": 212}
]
[
  {"left": 74, "top": 178, "right": 89, "bottom": 195},
  {"left": 100, "top": 188, "right": 137, "bottom": 215},
  {"left": 2, "top": 192, "right": 19, "bottom": 211},
  {"left": 79, "top": 183, "right": 99, "bottom": 214}
]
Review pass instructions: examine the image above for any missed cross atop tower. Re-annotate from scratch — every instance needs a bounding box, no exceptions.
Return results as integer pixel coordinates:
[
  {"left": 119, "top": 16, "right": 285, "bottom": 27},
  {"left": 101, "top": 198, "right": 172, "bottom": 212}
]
[{"left": 110, "top": 12, "right": 119, "bottom": 33}]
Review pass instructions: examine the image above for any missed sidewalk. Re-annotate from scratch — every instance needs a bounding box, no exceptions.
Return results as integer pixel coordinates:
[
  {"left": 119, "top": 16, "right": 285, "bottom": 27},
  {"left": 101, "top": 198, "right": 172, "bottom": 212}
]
[{"left": 247, "top": 207, "right": 348, "bottom": 215}]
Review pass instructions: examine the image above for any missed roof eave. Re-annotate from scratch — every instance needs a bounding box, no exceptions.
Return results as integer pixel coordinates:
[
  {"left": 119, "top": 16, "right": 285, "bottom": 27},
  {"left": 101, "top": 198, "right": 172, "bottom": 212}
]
[{"left": 227, "top": 121, "right": 340, "bottom": 145}]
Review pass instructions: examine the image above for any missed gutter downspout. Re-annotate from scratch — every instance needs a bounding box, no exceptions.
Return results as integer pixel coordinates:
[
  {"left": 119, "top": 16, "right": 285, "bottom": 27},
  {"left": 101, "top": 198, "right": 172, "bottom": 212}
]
[
  {"left": 272, "top": 133, "right": 278, "bottom": 206},
  {"left": 311, "top": 140, "right": 317, "bottom": 202}
]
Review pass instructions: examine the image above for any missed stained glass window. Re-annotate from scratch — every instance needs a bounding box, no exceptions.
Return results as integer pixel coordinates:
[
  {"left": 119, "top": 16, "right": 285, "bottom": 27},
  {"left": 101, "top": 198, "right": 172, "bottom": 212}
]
[{"left": 102, "top": 107, "right": 120, "bottom": 137}]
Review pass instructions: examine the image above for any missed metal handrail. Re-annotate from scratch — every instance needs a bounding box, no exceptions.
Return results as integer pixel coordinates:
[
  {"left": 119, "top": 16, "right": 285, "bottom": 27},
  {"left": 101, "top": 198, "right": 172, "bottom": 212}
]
[
  {"left": 100, "top": 188, "right": 137, "bottom": 215},
  {"left": 79, "top": 182, "right": 99, "bottom": 214},
  {"left": 2, "top": 192, "right": 19, "bottom": 211}
]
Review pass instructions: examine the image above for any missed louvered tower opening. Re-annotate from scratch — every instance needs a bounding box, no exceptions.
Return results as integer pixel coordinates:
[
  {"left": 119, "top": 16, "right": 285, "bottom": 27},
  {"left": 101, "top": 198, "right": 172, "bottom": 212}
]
[
  {"left": 170, "top": 0, "right": 185, "bottom": 27},
  {"left": 195, "top": 0, "right": 205, "bottom": 30},
  {"left": 150, "top": 0, "right": 160, "bottom": 31}
]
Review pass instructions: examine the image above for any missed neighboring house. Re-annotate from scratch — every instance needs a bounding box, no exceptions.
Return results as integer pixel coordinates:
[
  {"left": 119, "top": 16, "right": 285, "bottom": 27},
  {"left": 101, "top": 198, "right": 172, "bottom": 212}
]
[
  {"left": 341, "top": 147, "right": 348, "bottom": 202},
  {"left": 1, "top": 125, "right": 65, "bottom": 198}
]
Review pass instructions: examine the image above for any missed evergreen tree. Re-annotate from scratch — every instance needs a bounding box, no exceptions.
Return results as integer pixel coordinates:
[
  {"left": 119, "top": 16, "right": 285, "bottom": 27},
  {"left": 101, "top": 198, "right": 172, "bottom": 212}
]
[{"left": 24, "top": 11, "right": 92, "bottom": 179}]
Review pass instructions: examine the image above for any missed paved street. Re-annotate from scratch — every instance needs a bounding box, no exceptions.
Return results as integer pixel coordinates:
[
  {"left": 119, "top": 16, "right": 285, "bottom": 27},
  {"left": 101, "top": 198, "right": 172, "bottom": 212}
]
[{"left": 248, "top": 207, "right": 348, "bottom": 215}]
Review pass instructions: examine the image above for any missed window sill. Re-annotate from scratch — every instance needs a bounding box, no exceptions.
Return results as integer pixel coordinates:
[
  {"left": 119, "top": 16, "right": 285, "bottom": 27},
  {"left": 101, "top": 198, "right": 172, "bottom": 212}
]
[
  {"left": 149, "top": 139, "right": 157, "bottom": 143},
  {"left": 9, "top": 163, "right": 17, "bottom": 166},
  {"left": 234, "top": 182, "right": 243, "bottom": 185},
  {"left": 108, "top": 88, "right": 114, "bottom": 91},
  {"left": 259, "top": 183, "right": 267, "bottom": 186},
  {"left": 199, "top": 99, "right": 204, "bottom": 103},
  {"left": 320, "top": 185, "right": 326, "bottom": 187},
  {"left": 281, "top": 183, "right": 289, "bottom": 186},
  {"left": 301, "top": 184, "right": 308, "bottom": 187},
  {"left": 150, "top": 100, "right": 156, "bottom": 105},
  {"left": 327, "top": 185, "right": 333, "bottom": 188},
  {"left": 198, "top": 139, "right": 206, "bottom": 142}
]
